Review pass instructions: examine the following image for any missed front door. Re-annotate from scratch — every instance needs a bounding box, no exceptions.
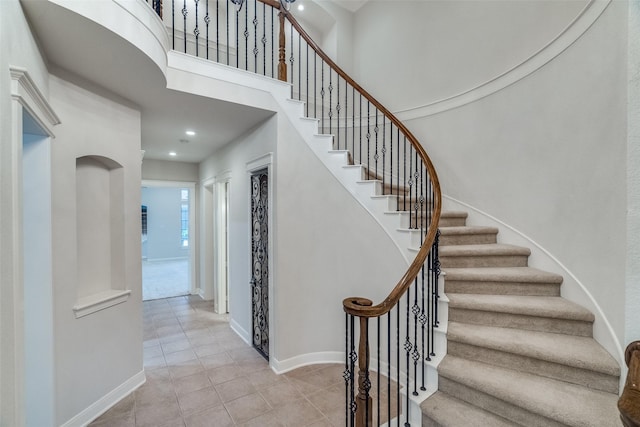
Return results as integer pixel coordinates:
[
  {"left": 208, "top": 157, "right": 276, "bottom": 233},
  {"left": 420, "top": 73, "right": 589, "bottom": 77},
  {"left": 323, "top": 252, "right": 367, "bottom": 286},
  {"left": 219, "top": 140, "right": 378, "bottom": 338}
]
[{"left": 250, "top": 170, "right": 269, "bottom": 359}]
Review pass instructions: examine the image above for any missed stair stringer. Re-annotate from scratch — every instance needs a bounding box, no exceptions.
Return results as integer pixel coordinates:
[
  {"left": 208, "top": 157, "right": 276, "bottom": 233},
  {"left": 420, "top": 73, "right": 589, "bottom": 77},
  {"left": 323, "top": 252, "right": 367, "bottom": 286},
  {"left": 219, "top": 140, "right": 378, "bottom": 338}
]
[{"left": 442, "top": 195, "right": 625, "bottom": 377}]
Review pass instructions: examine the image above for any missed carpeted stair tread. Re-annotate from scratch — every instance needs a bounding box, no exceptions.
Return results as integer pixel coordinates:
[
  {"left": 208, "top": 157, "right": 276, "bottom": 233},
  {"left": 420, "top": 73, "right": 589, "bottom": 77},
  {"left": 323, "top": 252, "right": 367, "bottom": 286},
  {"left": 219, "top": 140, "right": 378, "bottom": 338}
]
[
  {"left": 443, "top": 267, "right": 563, "bottom": 284},
  {"left": 440, "top": 244, "right": 530, "bottom": 256},
  {"left": 447, "top": 322, "right": 620, "bottom": 377},
  {"left": 447, "top": 294, "right": 594, "bottom": 322},
  {"left": 421, "top": 391, "right": 520, "bottom": 427},
  {"left": 438, "top": 355, "right": 620, "bottom": 427}
]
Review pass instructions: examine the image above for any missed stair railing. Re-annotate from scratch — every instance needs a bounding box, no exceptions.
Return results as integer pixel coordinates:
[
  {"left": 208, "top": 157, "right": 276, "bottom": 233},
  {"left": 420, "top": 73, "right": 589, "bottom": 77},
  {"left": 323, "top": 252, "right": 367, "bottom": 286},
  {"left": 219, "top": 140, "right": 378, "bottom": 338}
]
[
  {"left": 619, "top": 341, "right": 640, "bottom": 427},
  {"left": 146, "top": 1, "right": 442, "bottom": 425}
]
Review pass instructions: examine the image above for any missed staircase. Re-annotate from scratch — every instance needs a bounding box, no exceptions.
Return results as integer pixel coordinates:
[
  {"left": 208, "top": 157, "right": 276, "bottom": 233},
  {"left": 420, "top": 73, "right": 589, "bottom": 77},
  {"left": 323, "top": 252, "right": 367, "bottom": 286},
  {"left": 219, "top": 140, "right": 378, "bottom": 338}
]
[{"left": 419, "top": 212, "right": 621, "bottom": 427}]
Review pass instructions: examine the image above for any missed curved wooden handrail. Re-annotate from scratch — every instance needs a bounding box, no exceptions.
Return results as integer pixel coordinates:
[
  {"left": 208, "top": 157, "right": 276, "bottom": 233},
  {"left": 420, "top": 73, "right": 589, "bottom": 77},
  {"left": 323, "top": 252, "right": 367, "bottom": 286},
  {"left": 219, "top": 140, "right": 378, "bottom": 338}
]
[
  {"left": 278, "top": 10, "right": 442, "bottom": 318},
  {"left": 619, "top": 341, "right": 640, "bottom": 427}
]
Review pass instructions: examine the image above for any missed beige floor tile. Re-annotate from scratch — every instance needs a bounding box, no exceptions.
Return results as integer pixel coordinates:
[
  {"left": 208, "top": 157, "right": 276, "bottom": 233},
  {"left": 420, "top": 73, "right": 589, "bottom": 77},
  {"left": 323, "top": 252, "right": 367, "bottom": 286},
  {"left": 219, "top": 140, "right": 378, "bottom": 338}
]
[
  {"left": 162, "top": 338, "right": 193, "bottom": 355},
  {"left": 199, "top": 352, "right": 235, "bottom": 370},
  {"left": 168, "top": 358, "right": 205, "bottom": 380},
  {"left": 270, "top": 399, "right": 325, "bottom": 426},
  {"left": 306, "top": 383, "right": 345, "bottom": 414},
  {"left": 240, "top": 411, "right": 284, "bottom": 426},
  {"left": 184, "top": 404, "right": 234, "bottom": 427},
  {"left": 177, "top": 385, "right": 222, "bottom": 416},
  {"left": 247, "top": 367, "right": 288, "bottom": 390},
  {"left": 224, "top": 393, "right": 272, "bottom": 424},
  {"left": 193, "top": 343, "right": 226, "bottom": 358},
  {"left": 207, "top": 364, "right": 246, "bottom": 385},
  {"left": 135, "top": 396, "right": 182, "bottom": 427},
  {"left": 144, "top": 354, "right": 167, "bottom": 369},
  {"left": 215, "top": 377, "right": 258, "bottom": 403},
  {"left": 165, "top": 348, "right": 198, "bottom": 365},
  {"left": 258, "top": 381, "right": 302, "bottom": 408},
  {"left": 173, "top": 372, "right": 213, "bottom": 397},
  {"left": 134, "top": 378, "right": 176, "bottom": 407},
  {"left": 305, "top": 418, "right": 334, "bottom": 427}
]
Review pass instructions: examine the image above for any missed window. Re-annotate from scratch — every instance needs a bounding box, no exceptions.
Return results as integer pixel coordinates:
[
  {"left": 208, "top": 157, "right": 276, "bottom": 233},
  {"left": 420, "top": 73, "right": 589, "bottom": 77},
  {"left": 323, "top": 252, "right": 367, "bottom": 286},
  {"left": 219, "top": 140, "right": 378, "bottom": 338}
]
[{"left": 181, "top": 189, "right": 189, "bottom": 247}]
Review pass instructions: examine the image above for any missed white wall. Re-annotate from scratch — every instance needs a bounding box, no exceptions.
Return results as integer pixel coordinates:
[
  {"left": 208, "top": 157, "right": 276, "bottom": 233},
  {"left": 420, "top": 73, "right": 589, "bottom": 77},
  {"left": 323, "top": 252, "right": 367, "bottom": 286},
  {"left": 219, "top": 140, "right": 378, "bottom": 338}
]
[
  {"left": 198, "top": 106, "right": 408, "bottom": 370},
  {"left": 351, "top": 0, "right": 629, "bottom": 357},
  {"left": 0, "top": 1, "right": 52, "bottom": 425},
  {"left": 142, "top": 158, "right": 199, "bottom": 182},
  {"left": 627, "top": 0, "right": 640, "bottom": 347},
  {"left": 49, "top": 74, "right": 144, "bottom": 426},
  {"left": 352, "top": 0, "right": 589, "bottom": 112},
  {"left": 142, "top": 187, "right": 190, "bottom": 260}
]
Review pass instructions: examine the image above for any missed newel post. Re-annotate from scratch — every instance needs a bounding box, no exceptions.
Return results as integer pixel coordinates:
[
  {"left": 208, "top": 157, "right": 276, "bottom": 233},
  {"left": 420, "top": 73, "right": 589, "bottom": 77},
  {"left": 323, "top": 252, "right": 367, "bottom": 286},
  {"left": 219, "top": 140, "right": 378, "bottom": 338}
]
[
  {"left": 356, "top": 316, "right": 372, "bottom": 427},
  {"left": 278, "top": 11, "right": 287, "bottom": 82},
  {"left": 619, "top": 341, "right": 640, "bottom": 427}
]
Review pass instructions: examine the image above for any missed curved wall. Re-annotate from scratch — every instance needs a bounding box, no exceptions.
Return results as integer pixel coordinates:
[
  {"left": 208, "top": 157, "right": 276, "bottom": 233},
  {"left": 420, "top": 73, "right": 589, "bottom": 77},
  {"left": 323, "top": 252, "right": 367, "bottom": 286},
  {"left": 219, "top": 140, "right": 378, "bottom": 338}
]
[{"left": 350, "top": 0, "right": 628, "bottom": 359}]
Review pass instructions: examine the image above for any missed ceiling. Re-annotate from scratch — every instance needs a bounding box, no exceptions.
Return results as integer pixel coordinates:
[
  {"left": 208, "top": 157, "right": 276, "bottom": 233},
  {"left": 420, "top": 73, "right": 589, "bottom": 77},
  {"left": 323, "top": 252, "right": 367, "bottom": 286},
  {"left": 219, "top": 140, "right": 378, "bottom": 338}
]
[{"left": 21, "top": 0, "right": 276, "bottom": 163}]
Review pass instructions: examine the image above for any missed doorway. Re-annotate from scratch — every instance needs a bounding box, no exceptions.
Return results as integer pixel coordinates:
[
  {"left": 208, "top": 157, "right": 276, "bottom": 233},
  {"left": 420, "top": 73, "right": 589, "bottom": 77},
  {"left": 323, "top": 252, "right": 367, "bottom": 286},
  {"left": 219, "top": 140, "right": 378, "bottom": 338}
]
[
  {"left": 141, "top": 182, "right": 195, "bottom": 300},
  {"left": 250, "top": 169, "right": 269, "bottom": 359}
]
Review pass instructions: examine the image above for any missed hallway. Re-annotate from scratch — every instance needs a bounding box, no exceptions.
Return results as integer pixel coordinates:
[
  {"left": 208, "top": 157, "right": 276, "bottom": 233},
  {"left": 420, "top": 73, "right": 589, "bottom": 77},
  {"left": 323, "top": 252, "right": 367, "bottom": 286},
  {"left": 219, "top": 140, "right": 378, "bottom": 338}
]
[{"left": 90, "top": 296, "right": 343, "bottom": 426}]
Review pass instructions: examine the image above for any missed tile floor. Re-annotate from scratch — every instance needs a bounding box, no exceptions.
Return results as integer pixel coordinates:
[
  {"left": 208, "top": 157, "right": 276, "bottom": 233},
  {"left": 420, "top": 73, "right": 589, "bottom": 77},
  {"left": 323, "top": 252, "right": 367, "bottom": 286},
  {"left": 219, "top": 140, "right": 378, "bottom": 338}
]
[{"left": 90, "top": 295, "right": 347, "bottom": 426}]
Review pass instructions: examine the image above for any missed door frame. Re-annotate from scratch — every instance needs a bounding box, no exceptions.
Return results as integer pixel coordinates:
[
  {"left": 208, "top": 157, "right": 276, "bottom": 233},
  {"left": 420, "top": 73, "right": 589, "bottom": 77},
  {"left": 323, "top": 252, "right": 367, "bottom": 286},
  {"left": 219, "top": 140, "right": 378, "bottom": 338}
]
[
  {"left": 246, "top": 153, "right": 274, "bottom": 361},
  {"left": 214, "top": 171, "right": 232, "bottom": 314}
]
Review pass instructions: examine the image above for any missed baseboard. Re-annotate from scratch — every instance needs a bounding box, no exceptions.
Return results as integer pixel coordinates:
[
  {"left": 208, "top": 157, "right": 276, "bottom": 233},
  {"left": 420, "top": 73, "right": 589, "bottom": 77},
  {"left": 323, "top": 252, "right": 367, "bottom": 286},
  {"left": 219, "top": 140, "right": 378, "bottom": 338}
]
[
  {"left": 60, "top": 370, "right": 145, "bottom": 427},
  {"left": 270, "top": 351, "right": 343, "bottom": 374},
  {"left": 229, "top": 318, "right": 251, "bottom": 345}
]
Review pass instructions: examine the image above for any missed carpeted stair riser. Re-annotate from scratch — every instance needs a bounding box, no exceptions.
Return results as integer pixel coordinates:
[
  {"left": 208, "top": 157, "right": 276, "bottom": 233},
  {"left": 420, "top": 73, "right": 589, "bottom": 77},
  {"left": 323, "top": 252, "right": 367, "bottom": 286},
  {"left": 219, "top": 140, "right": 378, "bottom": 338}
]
[
  {"left": 438, "top": 212, "right": 468, "bottom": 227},
  {"left": 447, "top": 308, "right": 593, "bottom": 336},
  {"left": 444, "top": 279, "right": 560, "bottom": 296},
  {"left": 446, "top": 341, "right": 619, "bottom": 393},
  {"left": 421, "top": 392, "right": 519, "bottom": 427},
  {"left": 438, "top": 376, "right": 566, "bottom": 427}
]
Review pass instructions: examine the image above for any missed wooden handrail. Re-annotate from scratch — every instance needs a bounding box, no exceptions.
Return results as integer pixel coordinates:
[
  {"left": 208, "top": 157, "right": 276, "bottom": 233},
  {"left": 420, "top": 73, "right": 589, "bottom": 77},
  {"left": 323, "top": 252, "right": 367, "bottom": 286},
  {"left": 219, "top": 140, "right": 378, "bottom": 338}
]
[
  {"left": 619, "top": 341, "right": 640, "bottom": 427},
  {"left": 279, "top": 8, "right": 442, "bottom": 319}
]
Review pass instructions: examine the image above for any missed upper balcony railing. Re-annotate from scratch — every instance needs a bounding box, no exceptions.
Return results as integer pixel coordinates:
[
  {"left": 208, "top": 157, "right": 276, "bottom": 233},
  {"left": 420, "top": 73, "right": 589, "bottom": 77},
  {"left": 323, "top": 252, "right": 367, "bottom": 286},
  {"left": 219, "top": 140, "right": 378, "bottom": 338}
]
[{"left": 145, "top": 1, "right": 442, "bottom": 425}]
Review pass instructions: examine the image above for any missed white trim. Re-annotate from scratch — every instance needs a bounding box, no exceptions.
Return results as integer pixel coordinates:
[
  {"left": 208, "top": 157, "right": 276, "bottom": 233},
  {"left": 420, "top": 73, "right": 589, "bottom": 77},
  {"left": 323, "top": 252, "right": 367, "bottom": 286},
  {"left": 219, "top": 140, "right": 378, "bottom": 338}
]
[
  {"left": 10, "top": 67, "right": 60, "bottom": 137},
  {"left": 230, "top": 318, "right": 251, "bottom": 345},
  {"left": 443, "top": 194, "right": 625, "bottom": 369},
  {"left": 213, "top": 173, "right": 231, "bottom": 313},
  {"left": 246, "top": 153, "right": 275, "bottom": 363},
  {"left": 393, "top": 0, "right": 611, "bottom": 120},
  {"left": 271, "top": 351, "right": 344, "bottom": 374},
  {"left": 59, "top": 370, "right": 145, "bottom": 427},
  {"left": 72, "top": 290, "right": 132, "bottom": 319}
]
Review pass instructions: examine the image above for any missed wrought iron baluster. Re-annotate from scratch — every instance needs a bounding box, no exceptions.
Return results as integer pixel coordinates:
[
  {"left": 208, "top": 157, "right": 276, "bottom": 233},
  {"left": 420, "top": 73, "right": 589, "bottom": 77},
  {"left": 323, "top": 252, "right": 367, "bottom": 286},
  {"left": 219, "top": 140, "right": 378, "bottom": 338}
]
[
  {"left": 345, "top": 313, "right": 351, "bottom": 427},
  {"left": 182, "top": 0, "right": 187, "bottom": 52},
  {"left": 172, "top": 0, "right": 175, "bottom": 49},
  {"left": 349, "top": 314, "right": 356, "bottom": 427},
  {"left": 337, "top": 76, "right": 341, "bottom": 150},
  {"left": 306, "top": 43, "right": 309, "bottom": 116},
  {"left": 366, "top": 102, "right": 370, "bottom": 174},
  {"left": 261, "top": 2, "right": 266, "bottom": 75},
  {"left": 382, "top": 118, "right": 386, "bottom": 195},
  {"left": 289, "top": 20, "right": 294, "bottom": 88},
  {"left": 253, "top": 0, "right": 258, "bottom": 73},
  {"left": 374, "top": 109, "right": 379, "bottom": 179},
  {"left": 396, "top": 305, "right": 401, "bottom": 427},
  {"left": 205, "top": 0, "right": 210, "bottom": 59},
  {"left": 321, "top": 61, "right": 325, "bottom": 132},
  {"left": 298, "top": 33, "right": 301, "bottom": 100},
  {"left": 387, "top": 312, "right": 391, "bottom": 427},
  {"left": 328, "top": 69, "right": 333, "bottom": 139},
  {"left": 244, "top": 1, "right": 249, "bottom": 70},
  {"left": 405, "top": 290, "right": 412, "bottom": 425},
  {"left": 194, "top": 0, "right": 200, "bottom": 57},
  {"left": 412, "top": 276, "right": 420, "bottom": 397},
  {"left": 377, "top": 317, "right": 381, "bottom": 426}
]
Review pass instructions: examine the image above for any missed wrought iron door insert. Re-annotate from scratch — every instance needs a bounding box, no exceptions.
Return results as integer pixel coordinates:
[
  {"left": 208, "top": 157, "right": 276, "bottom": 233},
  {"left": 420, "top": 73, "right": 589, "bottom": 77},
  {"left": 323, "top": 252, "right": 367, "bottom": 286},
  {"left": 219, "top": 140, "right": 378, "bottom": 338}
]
[{"left": 251, "top": 170, "right": 269, "bottom": 359}]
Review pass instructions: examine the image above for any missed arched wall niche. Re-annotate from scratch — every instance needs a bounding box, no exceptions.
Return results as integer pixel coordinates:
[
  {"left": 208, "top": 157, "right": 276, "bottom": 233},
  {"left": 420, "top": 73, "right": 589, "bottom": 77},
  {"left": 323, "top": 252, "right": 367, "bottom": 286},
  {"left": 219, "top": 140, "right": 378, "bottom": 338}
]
[{"left": 74, "top": 154, "right": 130, "bottom": 318}]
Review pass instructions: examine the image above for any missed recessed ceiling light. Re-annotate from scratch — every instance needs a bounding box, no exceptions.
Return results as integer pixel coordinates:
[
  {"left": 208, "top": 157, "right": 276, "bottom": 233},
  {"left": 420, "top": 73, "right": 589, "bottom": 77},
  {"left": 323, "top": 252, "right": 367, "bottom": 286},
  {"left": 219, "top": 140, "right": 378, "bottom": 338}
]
[
  {"left": 297, "top": 3, "right": 304, "bottom": 11},
  {"left": 185, "top": 130, "right": 196, "bottom": 136},
  {"left": 169, "top": 151, "right": 177, "bottom": 156}
]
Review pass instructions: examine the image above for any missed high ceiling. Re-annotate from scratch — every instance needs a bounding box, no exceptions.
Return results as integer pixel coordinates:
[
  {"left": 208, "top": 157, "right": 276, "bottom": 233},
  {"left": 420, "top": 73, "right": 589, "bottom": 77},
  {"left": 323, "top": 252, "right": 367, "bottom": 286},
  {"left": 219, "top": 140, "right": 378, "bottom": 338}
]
[{"left": 21, "top": 0, "right": 276, "bottom": 163}]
